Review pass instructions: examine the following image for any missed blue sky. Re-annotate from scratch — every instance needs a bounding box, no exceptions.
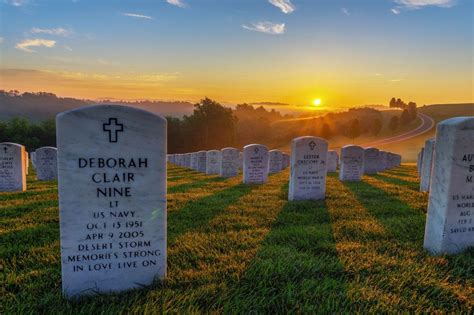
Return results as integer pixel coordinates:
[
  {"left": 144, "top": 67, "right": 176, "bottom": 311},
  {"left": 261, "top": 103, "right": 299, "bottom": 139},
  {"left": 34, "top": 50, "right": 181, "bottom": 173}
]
[{"left": 0, "top": 0, "right": 472, "bottom": 108}]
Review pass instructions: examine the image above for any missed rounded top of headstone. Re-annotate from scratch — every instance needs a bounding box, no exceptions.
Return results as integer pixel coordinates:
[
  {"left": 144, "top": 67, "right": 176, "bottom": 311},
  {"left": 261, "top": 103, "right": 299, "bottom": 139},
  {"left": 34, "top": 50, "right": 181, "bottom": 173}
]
[
  {"left": 36, "top": 146, "right": 57, "bottom": 152},
  {"left": 207, "top": 150, "right": 220, "bottom": 154},
  {"left": 221, "top": 147, "right": 238, "bottom": 151},
  {"left": 437, "top": 116, "right": 474, "bottom": 127},
  {"left": 341, "top": 145, "right": 364, "bottom": 154},
  {"left": 268, "top": 149, "right": 282, "bottom": 153},
  {"left": 243, "top": 143, "right": 268, "bottom": 150},
  {"left": 56, "top": 104, "right": 167, "bottom": 124},
  {"left": 0, "top": 142, "right": 24, "bottom": 148},
  {"left": 364, "top": 147, "right": 380, "bottom": 152},
  {"left": 291, "top": 136, "right": 327, "bottom": 143}
]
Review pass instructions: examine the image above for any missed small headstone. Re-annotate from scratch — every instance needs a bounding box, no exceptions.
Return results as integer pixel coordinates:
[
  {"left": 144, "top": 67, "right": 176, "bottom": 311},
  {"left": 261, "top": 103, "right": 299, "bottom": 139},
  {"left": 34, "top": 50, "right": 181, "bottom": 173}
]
[
  {"left": 326, "top": 150, "right": 339, "bottom": 173},
  {"left": 196, "top": 151, "right": 207, "bottom": 173},
  {"left": 363, "top": 148, "right": 379, "bottom": 174},
  {"left": 243, "top": 144, "right": 269, "bottom": 184},
  {"left": 220, "top": 147, "right": 240, "bottom": 177},
  {"left": 0, "top": 142, "right": 26, "bottom": 192},
  {"left": 206, "top": 150, "right": 221, "bottom": 175},
  {"left": 420, "top": 138, "right": 435, "bottom": 192},
  {"left": 339, "top": 145, "right": 365, "bottom": 181},
  {"left": 377, "top": 151, "right": 388, "bottom": 172},
  {"left": 56, "top": 105, "right": 167, "bottom": 297},
  {"left": 190, "top": 152, "right": 198, "bottom": 170},
  {"left": 288, "top": 136, "right": 328, "bottom": 201},
  {"left": 424, "top": 117, "right": 474, "bottom": 254},
  {"left": 35, "top": 147, "right": 58, "bottom": 180},
  {"left": 268, "top": 150, "right": 283, "bottom": 174}
]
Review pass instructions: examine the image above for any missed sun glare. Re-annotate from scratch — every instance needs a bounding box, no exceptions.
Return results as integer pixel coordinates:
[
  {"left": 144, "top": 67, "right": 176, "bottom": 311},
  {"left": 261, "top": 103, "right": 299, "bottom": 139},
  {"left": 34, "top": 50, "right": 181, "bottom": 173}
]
[{"left": 313, "top": 98, "right": 321, "bottom": 106}]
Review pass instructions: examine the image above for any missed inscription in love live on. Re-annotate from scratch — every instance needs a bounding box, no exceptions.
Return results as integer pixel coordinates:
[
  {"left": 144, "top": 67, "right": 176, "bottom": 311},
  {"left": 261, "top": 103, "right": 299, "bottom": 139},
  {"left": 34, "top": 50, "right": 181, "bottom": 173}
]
[{"left": 68, "top": 157, "right": 160, "bottom": 272}]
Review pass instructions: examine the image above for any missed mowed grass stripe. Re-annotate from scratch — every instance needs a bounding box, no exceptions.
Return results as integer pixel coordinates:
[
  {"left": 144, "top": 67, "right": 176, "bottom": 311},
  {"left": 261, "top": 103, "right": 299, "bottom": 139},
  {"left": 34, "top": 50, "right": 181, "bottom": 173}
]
[{"left": 337, "top": 166, "right": 473, "bottom": 312}]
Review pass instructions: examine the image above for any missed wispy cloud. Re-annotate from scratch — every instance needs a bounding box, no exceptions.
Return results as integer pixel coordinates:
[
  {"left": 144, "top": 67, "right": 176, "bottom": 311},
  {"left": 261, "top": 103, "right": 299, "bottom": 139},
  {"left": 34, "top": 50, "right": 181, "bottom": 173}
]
[
  {"left": 121, "top": 12, "right": 153, "bottom": 20},
  {"left": 166, "top": 0, "right": 186, "bottom": 8},
  {"left": 64, "top": 45, "right": 73, "bottom": 51},
  {"left": 31, "top": 27, "right": 72, "bottom": 36},
  {"left": 15, "top": 38, "right": 56, "bottom": 52},
  {"left": 242, "top": 22, "right": 285, "bottom": 35},
  {"left": 268, "top": 0, "right": 295, "bottom": 14},
  {"left": 341, "top": 7, "right": 350, "bottom": 16},
  {"left": 391, "top": 0, "right": 456, "bottom": 13},
  {"left": 4, "top": 0, "right": 29, "bottom": 6},
  {"left": 390, "top": 79, "right": 402, "bottom": 82}
]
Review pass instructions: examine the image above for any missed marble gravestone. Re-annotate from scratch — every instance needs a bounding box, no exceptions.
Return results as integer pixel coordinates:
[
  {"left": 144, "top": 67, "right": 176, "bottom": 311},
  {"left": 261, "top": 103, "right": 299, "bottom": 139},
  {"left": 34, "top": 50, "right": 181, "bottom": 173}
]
[
  {"left": 220, "top": 147, "right": 240, "bottom": 177},
  {"left": 243, "top": 144, "right": 269, "bottom": 184},
  {"left": 56, "top": 105, "right": 167, "bottom": 297},
  {"left": 377, "top": 151, "right": 388, "bottom": 172},
  {"left": 0, "top": 142, "right": 26, "bottom": 192},
  {"left": 268, "top": 150, "right": 283, "bottom": 174},
  {"left": 190, "top": 152, "right": 198, "bottom": 170},
  {"left": 420, "top": 138, "right": 435, "bottom": 192},
  {"left": 196, "top": 151, "right": 207, "bottom": 173},
  {"left": 288, "top": 136, "right": 328, "bottom": 201},
  {"left": 339, "top": 145, "right": 365, "bottom": 181},
  {"left": 31, "top": 151, "right": 37, "bottom": 169},
  {"left": 185, "top": 153, "right": 191, "bottom": 168},
  {"left": 363, "top": 148, "right": 379, "bottom": 175},
  {"left": 206, "top": 150, "right": 221, "bottom": 175},
  {"left": 424, "top": 117, "right": 474, "bottom": 254},
  {"left": 326, "top": 150, "right": 339, "bottom": 173},
  {"left": 35, "top": 147, "right": 58, "bottom": 180}
]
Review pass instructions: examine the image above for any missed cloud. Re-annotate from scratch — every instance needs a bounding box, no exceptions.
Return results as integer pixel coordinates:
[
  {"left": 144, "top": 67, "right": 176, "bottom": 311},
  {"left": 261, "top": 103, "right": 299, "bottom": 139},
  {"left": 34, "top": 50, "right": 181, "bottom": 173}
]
[
  {"left": 390, "top": 79, "right": 402, "bottom": 82},
  {"left": 31, "top": 27, "right": 72, "bottom": 36},
  {"left": 4, "top": 0, "right": 29, "bottom": 6},
  {"left": 391, "top": 0, "right": 456, "bottom": 13},
  {"left": 15, "top": 38, "right": 56, "bottom": 52},
  {"left": 166, "top": 0, "right": 186, "bottom": 8},
  {"left": 64, "top": 45, "right": 72, "bottom": 51},
  {"left": 268, "top": 0, "right": 295, "bottom": 14},
  {"left": 121, "top": 12, "right": 153, "bottom": 19},
  {"left": 242, "top": 22, "right": 285, "bottom": 35},
  {"left": 341, "top": 7, "right": 350, "bottom": 16}
]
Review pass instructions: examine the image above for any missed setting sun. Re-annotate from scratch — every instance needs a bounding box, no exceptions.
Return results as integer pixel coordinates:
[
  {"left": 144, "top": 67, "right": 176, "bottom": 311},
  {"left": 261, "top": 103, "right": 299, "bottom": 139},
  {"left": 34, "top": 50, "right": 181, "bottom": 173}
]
[{"left": 313, "top": 98, "right": 322, "bottom": 106}]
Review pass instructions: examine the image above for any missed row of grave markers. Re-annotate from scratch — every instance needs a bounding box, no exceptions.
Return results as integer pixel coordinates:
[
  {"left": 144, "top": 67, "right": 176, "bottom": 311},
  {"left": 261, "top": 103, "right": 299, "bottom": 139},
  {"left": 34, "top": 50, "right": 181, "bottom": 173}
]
[
  {"left": 416, "top": 117, "right": 473, "bottom": 254},
  {"left": 0, "top": 104, "right": 472, "bottom": 299}
]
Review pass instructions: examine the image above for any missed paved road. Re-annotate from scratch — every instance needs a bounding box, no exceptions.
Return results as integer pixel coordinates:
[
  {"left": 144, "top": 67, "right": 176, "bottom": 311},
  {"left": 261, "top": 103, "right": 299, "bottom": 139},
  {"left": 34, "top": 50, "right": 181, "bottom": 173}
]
[{"left": 360, "top": 113, "right": 435, "bottom": 147}]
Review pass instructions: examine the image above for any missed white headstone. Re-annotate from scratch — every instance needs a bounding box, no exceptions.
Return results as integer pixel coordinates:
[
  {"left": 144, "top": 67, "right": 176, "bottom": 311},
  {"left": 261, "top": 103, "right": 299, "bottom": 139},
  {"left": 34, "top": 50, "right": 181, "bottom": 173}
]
[
  {"left": 288, "top": 136, "right": 328, "bottom": 201},
  {"left": 339, "top": 145, "right": 365, "bottom": 181},
  {"left": 243, "top": 144, "right": 269, "bottom": 184},
  {"left": 364, "top": 148, "right": 379, "bottom": 175},
  {"left": 424, "top": 117, "right": 474, "bottom": 254},
  {"left": 420, "top": 138, "right": 435, "bottom": 192},
  {"left": 185, "top": 153, "right": 191, "bottom": 168},
  {"left": 196, "top": 151, "right": 207, "bottom": 173},
  {"left": 268, "top": 150, "right": 283, "bottom": 174},
  {"left": 0, "top": 142, "right": 26, "bottom": 192},
  {"left": 206, "top": 150, "right": 221, "bottom": 175},
  {"left": 56, "top": 105, "right": 167, "bottom": 297},
  {"left": 190, "top": 152, "right": 198, "bottom": 170},
  {"left": 35, "top": 146, "right": 58, "bottom": 181},
  {"left": 326, "top": 150, "right": 339, "bottom": 173},
  {"left": 377, "top": 151, "right": 388, "bottom": 172},
  {"left": 31, "top": 151, "right": 37, "bottom": 169},
  {"left": 220, "top": 147, "right": 240, "bottom": 177}
]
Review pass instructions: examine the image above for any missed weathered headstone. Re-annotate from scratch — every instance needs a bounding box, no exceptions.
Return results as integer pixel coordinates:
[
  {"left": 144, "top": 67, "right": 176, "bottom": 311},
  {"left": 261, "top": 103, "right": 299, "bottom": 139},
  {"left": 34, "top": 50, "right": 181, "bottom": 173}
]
[
  {"left": 56, "top": 105, "right": 167, "bottom": 297},
  {"left": 363, "top": 148, "right": 379, "bottom": 175},
  {"left": 420, "top": 138, "right": 435, "bottom": 192},
  {"left": 220, "top": 147, "right": 240, "bottom": 177},
  {"left": 424, "top": 117, "right": 474, "bottom": 254},
  {"left": 339, "top": 145, "right": 365, "bottom": 181},
  {"left": 0, "top": 142, "right": 26, "bottom": 192},
  {"left": 243, "top": 144, "right": 269, "bottom": 184},
  {"left": 268, "top": 149, "right": 283, "bottom": 174},
  {"left": 35, "top": 146, "right": 58, "bottom": 180},
  {"left": 206, "top": 150, "right": 221, "bottom": 175},
  {"left": 288, "top": 136, "right": 328, "bottom": 201},
  {"left": 326, "top": 150, "right": 339, "bottom": 173},
  {"left": 196, "top": 151, "right": 207, "bottom": 173},
  {"left": 377, "top": 151, "right": 388, "bottom": 172}
]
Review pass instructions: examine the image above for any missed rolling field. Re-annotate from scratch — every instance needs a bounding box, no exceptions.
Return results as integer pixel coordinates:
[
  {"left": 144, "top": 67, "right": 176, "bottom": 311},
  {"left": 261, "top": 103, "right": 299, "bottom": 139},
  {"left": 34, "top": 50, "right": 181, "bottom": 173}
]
[{"left": 1, "top": 164, "right": 473, "bottom": 313}]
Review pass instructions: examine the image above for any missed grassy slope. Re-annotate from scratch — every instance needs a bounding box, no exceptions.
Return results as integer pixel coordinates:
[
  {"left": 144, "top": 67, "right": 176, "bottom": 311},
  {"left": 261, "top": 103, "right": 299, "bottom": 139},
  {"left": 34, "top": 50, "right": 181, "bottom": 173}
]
[{"left": 1, "top": 165, "right": 473, "bottom": 313}]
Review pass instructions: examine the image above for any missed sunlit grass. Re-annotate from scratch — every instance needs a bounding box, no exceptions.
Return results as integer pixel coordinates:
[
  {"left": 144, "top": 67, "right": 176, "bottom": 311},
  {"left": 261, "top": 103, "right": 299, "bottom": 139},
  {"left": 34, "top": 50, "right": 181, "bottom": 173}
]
[{"left": 1, "top": 164, "right": 472, "bottom": 313}]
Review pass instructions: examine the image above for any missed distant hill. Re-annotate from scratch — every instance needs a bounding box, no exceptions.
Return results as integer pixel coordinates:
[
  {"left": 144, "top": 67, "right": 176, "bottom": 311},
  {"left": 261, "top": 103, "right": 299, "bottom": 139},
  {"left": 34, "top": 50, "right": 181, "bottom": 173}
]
[{"left": 0, "top": 91, "right": 195, "bottom": 121}]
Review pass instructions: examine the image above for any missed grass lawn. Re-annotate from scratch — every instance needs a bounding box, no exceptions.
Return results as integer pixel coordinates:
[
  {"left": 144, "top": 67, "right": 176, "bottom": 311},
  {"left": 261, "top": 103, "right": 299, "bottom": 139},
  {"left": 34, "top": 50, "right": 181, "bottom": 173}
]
[{"left": 1, "top": 164, "right": 473, "bottom": 313}]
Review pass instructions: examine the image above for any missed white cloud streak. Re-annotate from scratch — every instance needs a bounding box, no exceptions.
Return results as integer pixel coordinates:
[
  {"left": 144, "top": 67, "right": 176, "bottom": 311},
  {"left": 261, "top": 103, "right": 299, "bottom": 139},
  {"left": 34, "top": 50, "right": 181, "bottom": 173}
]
[
  {"left": 268, "top": 0, "right": 295, "bottom": 14},
  {"left": 166, "top": 0, "right": 186, "bottom": 8},
  {"left": 391, "top": 0, "right": 456, "bottom": 13},
  {"left": 121, "top": 12, "right": 153, "bottom": 20},
  {"left": 31, "top": 27, "right": 72, "bottom": 36},
  {"left": 4, "top": 0, "right": 29, "bottom": 6},
  {"left": 242, "top": 22, "right": 285, "bottom": 35},
  {"left": 341, "top": 7, "right": 350, "bottom": 16},
  {"left": 15, "top": 38, "right": 56, "bottom": 52}
]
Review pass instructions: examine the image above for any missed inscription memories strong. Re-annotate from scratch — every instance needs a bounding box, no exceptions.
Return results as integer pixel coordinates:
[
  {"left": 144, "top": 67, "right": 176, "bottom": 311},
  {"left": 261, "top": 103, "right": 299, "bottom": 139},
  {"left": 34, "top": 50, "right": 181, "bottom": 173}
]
[{"left": 57, "top": 105, "right": 167, "bottom": 297}]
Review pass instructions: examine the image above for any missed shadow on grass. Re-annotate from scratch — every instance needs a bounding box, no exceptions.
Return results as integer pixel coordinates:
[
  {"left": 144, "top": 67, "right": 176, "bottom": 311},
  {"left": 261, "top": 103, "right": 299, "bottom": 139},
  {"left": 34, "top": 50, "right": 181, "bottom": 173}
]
[
  {"left": 168, "top": 176, "right": 229, "bottom": 194},
  {"left": 223, "top": 183, "right": 348, "bottom": 313},
  {"left": 367, "top": 174, "right": 419, "bottom": 191},
  {"left": 168, "top": 182, "right": 256, "bottom": 243}
]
